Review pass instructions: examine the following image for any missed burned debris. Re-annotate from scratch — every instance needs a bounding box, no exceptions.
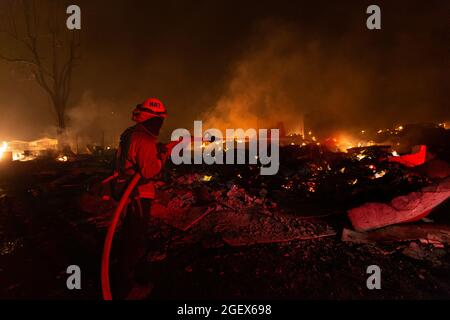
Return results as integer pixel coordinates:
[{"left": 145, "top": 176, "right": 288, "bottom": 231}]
[{"left": 1, "top": 122, "right": 449, "bottom": 299}]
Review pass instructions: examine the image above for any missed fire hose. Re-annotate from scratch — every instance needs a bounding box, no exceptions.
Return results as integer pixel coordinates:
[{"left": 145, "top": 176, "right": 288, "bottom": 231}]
[
  {"left": 101, "top": 173, "right": 141, "bottom": 300},
  {"left": 99, "top": 139, "right": 182, "bottom": 300}
]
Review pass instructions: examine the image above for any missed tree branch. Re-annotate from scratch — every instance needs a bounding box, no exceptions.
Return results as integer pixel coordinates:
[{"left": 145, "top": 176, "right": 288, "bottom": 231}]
[{"left": 0, "top": 52, "right": 36, "bottom": 65}]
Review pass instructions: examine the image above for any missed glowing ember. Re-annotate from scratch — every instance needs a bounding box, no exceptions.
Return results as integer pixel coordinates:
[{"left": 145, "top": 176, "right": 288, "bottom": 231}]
[
  {"left": 203, "top": 175, "right": 212, "bottom": 182},
  {"left": 0, "top": 141, "right": 7, "bottom": 159},
  {"left": 374, "top": 170, "right": 387, "bottom": 179},
  {"left": 57, "top": 155, "right": 68, "bottom": 162}
]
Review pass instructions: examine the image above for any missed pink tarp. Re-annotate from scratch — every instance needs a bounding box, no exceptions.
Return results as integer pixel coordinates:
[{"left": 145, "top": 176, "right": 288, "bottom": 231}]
[{"left": 348, "top": 178, "right": 450, "bottom": 231}]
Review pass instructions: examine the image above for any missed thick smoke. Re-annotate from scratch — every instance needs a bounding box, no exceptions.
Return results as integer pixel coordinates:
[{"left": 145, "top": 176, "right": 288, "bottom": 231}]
[
  {"left": 64, "top": 92, "right": 131, "bottom": 149},
  {"left": 201, "top": 16, "right": 449, "bottom": 137},
  {"left": 201, "top": 22, "right": 373, "bottom": 136}
]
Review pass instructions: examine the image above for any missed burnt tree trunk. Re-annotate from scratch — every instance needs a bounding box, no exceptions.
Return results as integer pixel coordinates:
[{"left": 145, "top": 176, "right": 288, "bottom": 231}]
[
  {"left": 54, "top": 98, "right": 67, "bottom": 133},
  {"left": 0, "top": 0, "right": 80, "bottom": 134}
]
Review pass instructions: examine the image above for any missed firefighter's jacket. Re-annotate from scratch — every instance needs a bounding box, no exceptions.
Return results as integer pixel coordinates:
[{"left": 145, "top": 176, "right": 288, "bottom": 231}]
[{"left": 116, "top": 123, "right": 162, "bottom": 199}]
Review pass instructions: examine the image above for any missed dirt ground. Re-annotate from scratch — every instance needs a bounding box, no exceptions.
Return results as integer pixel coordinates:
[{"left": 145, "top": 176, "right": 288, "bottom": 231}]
[{"left": 1, "top": 159, "right": 449, "bottom": 300}]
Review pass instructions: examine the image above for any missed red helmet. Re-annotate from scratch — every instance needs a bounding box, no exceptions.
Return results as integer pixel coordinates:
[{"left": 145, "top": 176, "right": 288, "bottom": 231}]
[{"left": 137, "top": 98, "right": 167, "bottom": 118}]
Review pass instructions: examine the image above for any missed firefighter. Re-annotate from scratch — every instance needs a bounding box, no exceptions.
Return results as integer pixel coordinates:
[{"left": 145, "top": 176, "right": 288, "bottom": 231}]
[{"left": 113, "top": 97, "right": 169, "bottom": 298}]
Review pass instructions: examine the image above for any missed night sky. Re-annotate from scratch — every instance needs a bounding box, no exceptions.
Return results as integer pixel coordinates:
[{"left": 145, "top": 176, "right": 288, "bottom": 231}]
[{"left": 0, "top": 0, "right": 448, "bottom": 142}]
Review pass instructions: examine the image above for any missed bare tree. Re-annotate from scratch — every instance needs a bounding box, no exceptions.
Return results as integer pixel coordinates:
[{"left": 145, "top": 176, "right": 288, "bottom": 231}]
[{"left": 0, "top": 0, "right": 80, "bottom": 134}]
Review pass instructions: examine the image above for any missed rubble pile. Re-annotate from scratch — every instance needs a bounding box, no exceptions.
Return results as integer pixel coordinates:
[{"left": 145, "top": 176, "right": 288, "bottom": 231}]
[
  {"left": 13, "top": 141, "right": 447, "bottom": 242},
  {"left": 157, "top": 144, "right": 434, "bottom": 217},
  {"left": 1, "top": 133, "right": 450, "bottom": 299},
  {"left": 113, "top": 142, "right": 447, "bottom": 250}
]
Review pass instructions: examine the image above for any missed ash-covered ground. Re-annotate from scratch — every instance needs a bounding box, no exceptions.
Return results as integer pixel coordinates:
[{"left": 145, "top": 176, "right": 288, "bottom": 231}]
[{"left": 1, "top": 133, "right": 450, "bottom": 300}]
